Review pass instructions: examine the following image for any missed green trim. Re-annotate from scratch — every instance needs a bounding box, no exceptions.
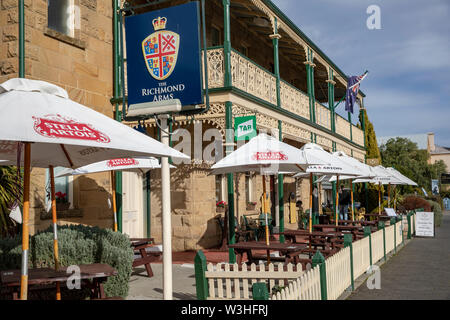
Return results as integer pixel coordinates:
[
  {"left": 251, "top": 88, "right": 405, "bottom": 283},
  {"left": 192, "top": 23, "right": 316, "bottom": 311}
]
[
  {"left": 261, "top": 0, "right": 365, "bottom": 97},
  {"left": 209, "top": 86, "right": 365, "bottom": 150},
  {"left": 278, "top": 120, "right": 284, "bottom": 243},
  {"left": 194, "top": 250, "right": 208, "bottom": 300},
  {"left": 225, "top": 101, "right": 236, "bottom": 263},
  {"left": 364, "top": 226, "right": 372, "bottom": 266},
  {"left": 146, "top": 171, "right": 151, "bottom": 238},
  {"left": 223, "top": 0, "right": 232, "bottom": 88},
  {"left": 312, "top": 250, "right": 327, "bottom": 300},
  {"left": 273, "top": 18, "right": 281, "bottom": 109},
  {"left": 344, "top": 234, "right": 354, "bottom": 291}
]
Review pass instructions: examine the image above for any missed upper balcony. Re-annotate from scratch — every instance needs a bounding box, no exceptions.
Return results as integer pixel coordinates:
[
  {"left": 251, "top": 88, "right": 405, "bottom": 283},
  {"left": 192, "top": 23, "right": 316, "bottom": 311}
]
[{"left": 204, "top": 46, "right": 365, "bottom": 148}]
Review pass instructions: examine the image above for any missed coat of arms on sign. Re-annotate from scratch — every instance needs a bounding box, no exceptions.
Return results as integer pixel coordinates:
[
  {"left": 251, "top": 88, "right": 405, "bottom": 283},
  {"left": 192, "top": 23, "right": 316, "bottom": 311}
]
[{"left": 142, "top": 16, "right": 180, "bottom": 81}]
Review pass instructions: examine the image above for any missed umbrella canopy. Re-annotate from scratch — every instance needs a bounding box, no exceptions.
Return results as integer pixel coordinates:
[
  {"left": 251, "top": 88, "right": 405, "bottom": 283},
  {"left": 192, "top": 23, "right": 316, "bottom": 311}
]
[
  {"left": 0, "top": 78, "right": 189, "bottom": 300},
  {"left": 353, "top": 165, "right": 402, "bottom": 184},
  {"left": 293, "top": 144, "right": 364, "bottom": 177},
  {"left": 55, "top": 157, "right": 175, "bottom": 177},
  {"left": 0, "top": 78, "right": 189, "bottom": 167},
  {"left": 386, "top": 167, "right": 418, "bottom": 186},
  {"left": 210, "top": 133, "right": 327, "bottom": 175}
]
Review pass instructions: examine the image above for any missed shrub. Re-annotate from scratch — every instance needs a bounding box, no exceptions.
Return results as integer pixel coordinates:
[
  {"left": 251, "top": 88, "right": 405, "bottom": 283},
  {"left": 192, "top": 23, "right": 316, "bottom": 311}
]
[
  {"left": 401, "top": 196, "right": 432, "bottom": 212},
  {"left": 0, "top": 225, "right": 133, "bottom": 299},
  {"left": 427, "top": 200, "right": 443, "bottom": 227}
]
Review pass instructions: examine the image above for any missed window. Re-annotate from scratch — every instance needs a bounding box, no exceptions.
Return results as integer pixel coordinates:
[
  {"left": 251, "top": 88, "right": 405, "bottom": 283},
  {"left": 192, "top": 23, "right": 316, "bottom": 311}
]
[
  {"left": 48, "top": 0, "right": 75, "bottom": 37},
  {"left": 211, "top": 26, "right": 221, "bottom": 47},
  {"left": 245, "top": 173, "right": 253, "bottom": 203},
  {"left": 45, "top": 167, "right": 73, "bottom": 210},
  {"left": 215, "top": 174, "right": 226, "bottom": 202}
]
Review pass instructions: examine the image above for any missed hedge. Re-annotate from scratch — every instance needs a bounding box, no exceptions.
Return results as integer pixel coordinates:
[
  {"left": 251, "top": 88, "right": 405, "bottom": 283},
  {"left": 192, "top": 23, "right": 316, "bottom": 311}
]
[
  {"left": 427, "top": 200, "right": 443, "bottom": 227},
  {"left": 0, "top": 225, "right": 133, "bottom": 299}
]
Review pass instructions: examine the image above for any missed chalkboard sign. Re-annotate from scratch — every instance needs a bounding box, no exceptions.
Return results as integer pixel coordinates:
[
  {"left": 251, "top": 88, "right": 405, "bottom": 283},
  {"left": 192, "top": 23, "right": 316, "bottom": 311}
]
[{"left": 415, "top": 211, "right": 434, "bottom": 237}]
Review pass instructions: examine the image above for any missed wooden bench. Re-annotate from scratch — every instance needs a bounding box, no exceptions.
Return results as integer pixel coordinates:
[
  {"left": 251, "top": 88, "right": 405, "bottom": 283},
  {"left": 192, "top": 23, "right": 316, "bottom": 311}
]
[{"left": 130, "top": 238, "right": 162, "bottom": 278}]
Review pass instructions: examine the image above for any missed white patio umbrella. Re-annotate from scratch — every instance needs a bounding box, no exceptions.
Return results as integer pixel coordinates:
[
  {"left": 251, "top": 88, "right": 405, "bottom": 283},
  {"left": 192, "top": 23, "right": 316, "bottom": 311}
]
[
  {"left": 0, "top": 78, "right": 189, "bottom": 300},
  {"left": 385, "top": 167, "right": 418, "bottom": 209},
  {"left": 293, "top": 144, "right": 364, "bottom": 229},
  {"left": 55, "top": 157, "right": 175, "bottom": 231},
  {"left": 324, "top": 151, "right": 377, "bottom": 220},
  {"left": 211, "top": 134, "right": 327, "bottom": 261},
  {"left": 353, "top": 165, "right": 402, "bottom": 215}
]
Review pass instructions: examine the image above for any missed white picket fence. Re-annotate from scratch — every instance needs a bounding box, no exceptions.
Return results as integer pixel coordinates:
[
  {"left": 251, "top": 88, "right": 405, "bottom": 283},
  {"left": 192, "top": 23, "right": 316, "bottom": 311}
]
[
  {"left": 205, "top": 262, "right": 308, "bottom": 300},
  {"left": 272, "top": 219, "right": 409, "bottom": 300},
  {"left": 199, "top": 217, "right": 413, "bottom": 301},
  {"left": 352, "top": 236, "right": 371, "bottom": 281},
  {"left": 270, "top": 265, "right": 321, "bottom": 300},
  {"left": 325, "top": 246, "right": 352, "bottom": 300}
]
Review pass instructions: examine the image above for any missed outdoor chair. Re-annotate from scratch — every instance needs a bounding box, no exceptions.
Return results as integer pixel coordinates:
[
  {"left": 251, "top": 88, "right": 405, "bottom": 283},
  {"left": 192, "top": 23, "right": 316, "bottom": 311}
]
[{"left": 243, "top": 215, "right": 259, "bottom": 241}]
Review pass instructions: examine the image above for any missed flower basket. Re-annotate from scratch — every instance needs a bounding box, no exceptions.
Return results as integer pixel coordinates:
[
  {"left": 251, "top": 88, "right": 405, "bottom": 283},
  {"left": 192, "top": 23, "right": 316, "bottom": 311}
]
[
  {"left": 56, "top": 202, "right": 70, "bottom": 211},
  {"left": 216, "top": 200, "right": 227, "bottom": 213}
]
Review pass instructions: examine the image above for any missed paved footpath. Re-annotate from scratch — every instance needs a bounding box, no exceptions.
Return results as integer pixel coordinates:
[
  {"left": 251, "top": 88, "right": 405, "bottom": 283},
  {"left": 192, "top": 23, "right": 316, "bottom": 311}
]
[{"left": 348, "top": 211, "right": 450, "bottom": 300}]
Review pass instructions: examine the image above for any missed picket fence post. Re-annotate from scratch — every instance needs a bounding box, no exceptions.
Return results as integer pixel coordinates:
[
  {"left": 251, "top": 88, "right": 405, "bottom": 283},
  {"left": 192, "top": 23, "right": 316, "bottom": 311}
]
[
  {"left": 378, "top": 221, "right": 386, "bottom": 262},
  {"left": 364, "top": 226, "right": 372, "bottom": 266},
  {"left": 407, "top": 212, "right": 412, "bottom": 239},
  {"left": 391, "top": 217, "right": 397, "bottom": 254},
  {"left": 312, "top": 250, "right": 327, "bottom": 300},
  {"left": 252, "top": 282, "right": 269, "bottom": 300},
  {"left": 344, "top": 233, "right": 354, "bottom": 291},
  {"left": 194, "top": 250, "right": 208, "bottom": 300}
]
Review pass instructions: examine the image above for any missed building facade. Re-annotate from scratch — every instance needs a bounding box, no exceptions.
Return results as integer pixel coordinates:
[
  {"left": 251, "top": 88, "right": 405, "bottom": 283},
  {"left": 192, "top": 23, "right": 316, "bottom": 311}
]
[{"left": 1, "top": 0, "right": 367, "bottom": 251}]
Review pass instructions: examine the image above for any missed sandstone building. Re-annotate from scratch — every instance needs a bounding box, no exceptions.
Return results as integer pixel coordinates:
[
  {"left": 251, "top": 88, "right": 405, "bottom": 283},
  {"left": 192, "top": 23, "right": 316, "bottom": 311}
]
[{"left": 1, "top": 0, "right": 368, "bottom": 251}]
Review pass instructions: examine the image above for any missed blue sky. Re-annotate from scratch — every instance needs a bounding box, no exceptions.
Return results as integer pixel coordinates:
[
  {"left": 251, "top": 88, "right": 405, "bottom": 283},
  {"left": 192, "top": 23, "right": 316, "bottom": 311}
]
[{"left": 272, "top": 0, "right": 450, "bottom": 147}]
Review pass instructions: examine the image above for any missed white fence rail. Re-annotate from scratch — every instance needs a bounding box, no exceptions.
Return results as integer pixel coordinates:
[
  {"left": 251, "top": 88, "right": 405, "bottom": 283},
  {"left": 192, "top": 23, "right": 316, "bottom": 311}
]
[
  {"left": 270, "top": 265, "right": 321, "bottom": 300},
  {"left": 205, "top": 262, "right": 307, "bottom": 300},
  {"left": 196, "top": 215, "right": 418, "bottom": 301},
  {"left": 325, "top": 246, "right": 351, "bottom": 300}
]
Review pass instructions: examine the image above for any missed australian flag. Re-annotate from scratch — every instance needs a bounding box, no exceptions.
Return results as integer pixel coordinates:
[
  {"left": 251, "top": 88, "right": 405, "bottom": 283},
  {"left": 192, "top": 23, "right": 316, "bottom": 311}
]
[{"left": 345, "top": 71, "right": 368, "bottom": 113}]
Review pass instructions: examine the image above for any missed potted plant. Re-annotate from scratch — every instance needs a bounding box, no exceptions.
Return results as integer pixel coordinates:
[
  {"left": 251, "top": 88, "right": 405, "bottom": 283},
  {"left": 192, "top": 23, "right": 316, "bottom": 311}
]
[
  {"left": 55, "top": 191, "right": 70, "bottom": 211},
  {"left": 246, "top": 201, "right": 257, "bottom": 211},
  {"left": 216, "top": 200, "right": 227, "bottom": 213}
]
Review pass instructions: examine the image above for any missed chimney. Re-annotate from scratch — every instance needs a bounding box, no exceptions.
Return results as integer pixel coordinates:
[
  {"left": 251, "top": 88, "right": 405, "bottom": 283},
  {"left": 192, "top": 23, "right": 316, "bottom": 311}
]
[{"left": 427, "top": 132, "right": 435, "bottom": 153}]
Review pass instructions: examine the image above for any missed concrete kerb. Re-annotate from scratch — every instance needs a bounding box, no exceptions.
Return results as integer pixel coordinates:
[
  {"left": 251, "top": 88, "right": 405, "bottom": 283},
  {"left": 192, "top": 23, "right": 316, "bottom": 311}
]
[{"left": 338, "top": 237, "right": 413, "bottom": 300}]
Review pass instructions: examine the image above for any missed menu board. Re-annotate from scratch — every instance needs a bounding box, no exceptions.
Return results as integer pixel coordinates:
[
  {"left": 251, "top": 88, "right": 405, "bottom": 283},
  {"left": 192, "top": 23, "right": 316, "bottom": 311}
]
[
  {"left": 384, "top": 208, "right": 397, "bottom": 217},
  {"left": 415, "top": 212, "right": 434, "bottom": 237}
]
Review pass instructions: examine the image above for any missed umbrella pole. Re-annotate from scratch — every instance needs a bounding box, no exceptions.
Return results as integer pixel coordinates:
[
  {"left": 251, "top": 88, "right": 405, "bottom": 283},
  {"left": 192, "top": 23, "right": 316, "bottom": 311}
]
[
  {"left": 388, "top": 183, "right": 391, "bottom": 207},
  {"left": 350, "top": 179, "right": 354, "bottom": 221},
  {"left": 335, "top": 175, "right": 340, "bottom": 226},
  {"left": 49, "top": 166, "right": 61, "bottom": 300},
  {"left": 111, "top": 171, "right": 118, "bottom": 232},
  {"left": 262, "top": 176, "right": 270, "bottom": 264},
  {"left": 378, "top": 182, "right": 381, "bottom": 215},
  {"left": 20, "top": 142, "right": 31, "bottom": 300},
  {"left": 309, "top": 173, "right": 313, "bottom": 233}
]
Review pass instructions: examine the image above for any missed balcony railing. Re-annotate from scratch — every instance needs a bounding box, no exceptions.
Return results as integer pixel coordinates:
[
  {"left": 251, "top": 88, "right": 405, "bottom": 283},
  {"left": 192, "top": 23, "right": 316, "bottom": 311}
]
[{"left": 204, "top": 47, "right": 364, "bottom": 148}]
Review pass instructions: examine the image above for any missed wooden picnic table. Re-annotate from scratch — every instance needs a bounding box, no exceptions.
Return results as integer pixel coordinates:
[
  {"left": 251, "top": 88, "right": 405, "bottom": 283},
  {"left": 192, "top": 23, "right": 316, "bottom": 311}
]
[
  {"left": 0, "top": 263, "right": 117, "bottom": 300},
  {"left": 312, "top": 224, "right": 365, "bottom": 241},
  {"left": 130, "top": 238, "right": 162, "bottom": 278},
  {"left": 228, "top": 241, "right": 307, "bottom": 266},
  {"left": 280, "top": 230, "right": 346, "bottom": 253}
]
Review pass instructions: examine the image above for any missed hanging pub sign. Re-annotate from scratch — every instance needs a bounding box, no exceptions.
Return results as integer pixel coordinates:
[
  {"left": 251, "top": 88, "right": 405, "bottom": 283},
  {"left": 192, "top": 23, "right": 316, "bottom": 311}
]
[
  {"left": 124, "top": 2, "right": 202, "bottom": 109},
  {"left": 234, "top": 115, "right": 257, "bottom": 141}
]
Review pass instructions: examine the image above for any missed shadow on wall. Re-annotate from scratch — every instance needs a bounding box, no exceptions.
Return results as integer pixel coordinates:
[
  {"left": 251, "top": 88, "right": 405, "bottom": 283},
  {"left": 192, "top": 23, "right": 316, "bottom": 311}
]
[
  {"left": 35, "top": 175, "right": 114, "bottom": 231},
  {"left": 196, "top": 216, "right": 222, "bottom": 250}
]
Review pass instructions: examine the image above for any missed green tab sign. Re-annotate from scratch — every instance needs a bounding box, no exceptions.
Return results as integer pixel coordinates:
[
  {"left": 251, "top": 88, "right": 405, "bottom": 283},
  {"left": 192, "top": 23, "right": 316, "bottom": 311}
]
[{"left": 234, "top": 115, "right": 256, "bottom": 141}]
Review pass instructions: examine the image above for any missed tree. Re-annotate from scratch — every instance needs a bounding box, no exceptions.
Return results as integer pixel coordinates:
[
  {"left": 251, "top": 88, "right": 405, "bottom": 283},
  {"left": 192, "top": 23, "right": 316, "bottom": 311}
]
[
  {"left": 380, "top": 137, "right": 447, "bottom": 194},
  {"left": 355, "top": 108, "right": 383, "bottom": 213},
  {"left": 0, "top": 166, "right": 22, "bottom": 237}
]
